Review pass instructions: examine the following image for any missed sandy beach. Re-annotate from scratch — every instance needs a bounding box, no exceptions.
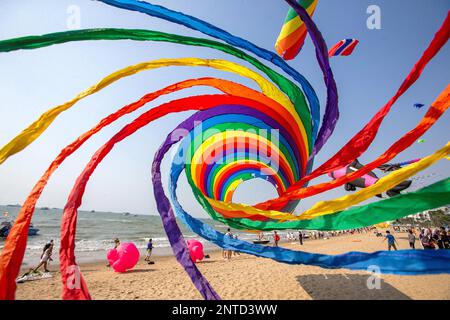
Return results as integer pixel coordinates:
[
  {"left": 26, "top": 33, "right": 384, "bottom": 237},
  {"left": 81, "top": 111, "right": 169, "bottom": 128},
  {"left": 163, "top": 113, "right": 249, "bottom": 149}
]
[{"left": 15, "top": 231, "right": 450, "bottom": 300}]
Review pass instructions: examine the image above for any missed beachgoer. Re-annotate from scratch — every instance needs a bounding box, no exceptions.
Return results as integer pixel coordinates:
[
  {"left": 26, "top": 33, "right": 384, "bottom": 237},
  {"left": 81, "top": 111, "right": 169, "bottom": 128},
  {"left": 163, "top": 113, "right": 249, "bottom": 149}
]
[
  {"left": 437, "top": 227, "right": 448, "bottom": 249},
  {"left": 225, "top": 228, "right": 233, "bottom": 260},
  {"left": 432, "top": 228, "right": 442, "bottom": 249},
  {"left": 408, "top": 229, "right": 416, "bottom": 249},
  {"left": 298, "top": 231, "right": 303, "bottom": 245},
  {"left": 114, "top": 238, "right": 120, "bottom": 249},
  {"left": 440, "top": 228, "right": 449, "bottom": 249},
  {"left": 382, "top": 231, "right": 398, "bottom": 251},
  {"left": 106, "top": 238, "right": 121, "bottom": 267},
  {"left": 421, "top": 229, "right": 435, "bottom": 250},
  {"left": 273, "top": 231, "right": 280, "bottom": 247},
  {"left": 33, "top": 240, "right": 54, "bottom": 273},
  {"left": 145, "top": 238, "right": 153, "bottom": 263}
]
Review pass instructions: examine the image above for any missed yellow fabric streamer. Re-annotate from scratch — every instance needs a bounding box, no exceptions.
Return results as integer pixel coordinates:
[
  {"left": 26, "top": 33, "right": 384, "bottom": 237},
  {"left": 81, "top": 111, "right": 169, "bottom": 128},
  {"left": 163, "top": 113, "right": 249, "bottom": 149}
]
[
  {"left": 206, "top": 142, "right": 450, "bottom": 221},
  {"left": 0, "top": 58, "right": 307, "bottom": 164},
  {"left": 300, "top": 142, "right": 450, "bottom": 218}
]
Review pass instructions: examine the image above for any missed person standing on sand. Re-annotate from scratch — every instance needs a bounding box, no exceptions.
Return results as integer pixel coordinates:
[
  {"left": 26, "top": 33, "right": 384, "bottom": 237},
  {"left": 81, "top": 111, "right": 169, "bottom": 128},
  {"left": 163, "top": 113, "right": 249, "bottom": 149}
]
[
  {"left": 420, "top": 229, "right": 435, "bottom": 250},
  {"left": 382, "top": 230, "right": 398, "bottom": 251},
  {"left": 225, "top": 228, "right": 233, "bottom": 260},
  {"left": 145, "top": 238, "right": 153, "bottom": 263},
  {"left": 408, "top": 229, "right": 416, "bottom": 249},
  {"left": 273, "top": 231, "right": 280, "bottom": 247},
  {"left": 107, "top": 238, "right": 121, "bottom": 267},
  {"left": 298, "top": 230, "right": 303, "bottom": 245},
  {"left": 440, "top": 227, "right": 449, "bottom": 249},
  {"left": 432, "top": 228, "right": 442, "bottom": 248}
]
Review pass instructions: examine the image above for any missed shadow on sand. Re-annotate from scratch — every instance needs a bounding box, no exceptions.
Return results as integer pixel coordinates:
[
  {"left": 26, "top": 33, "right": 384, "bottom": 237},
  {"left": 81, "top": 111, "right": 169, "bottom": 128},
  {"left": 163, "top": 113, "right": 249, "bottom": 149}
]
[{"left": 297, "top": 274, "right": 411, "bottom": 300}]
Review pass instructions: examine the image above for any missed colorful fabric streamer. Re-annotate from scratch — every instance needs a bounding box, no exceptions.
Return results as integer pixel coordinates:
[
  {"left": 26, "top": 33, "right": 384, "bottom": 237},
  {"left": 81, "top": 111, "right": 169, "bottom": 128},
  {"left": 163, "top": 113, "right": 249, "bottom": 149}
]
[
  {"left": 58, "top": 99, "right": 450, "bottom": 299},
  {"left": 261, "top": 11, "right": 450, "bottom": 208},
  {"left": 328, "top": 38, "right": 359, "bottom": 57},
  {"left": 274, "top": 0, "right": 318, "bottom": 60},
  {"left": 257, "top": 83, "right": 450, "bottom": 211},
  {"left": 0, "top": 0, "right": 449, "bottom": 301},
  {"left": 0, "top": 57, "right": 312, "bottom": 165}
]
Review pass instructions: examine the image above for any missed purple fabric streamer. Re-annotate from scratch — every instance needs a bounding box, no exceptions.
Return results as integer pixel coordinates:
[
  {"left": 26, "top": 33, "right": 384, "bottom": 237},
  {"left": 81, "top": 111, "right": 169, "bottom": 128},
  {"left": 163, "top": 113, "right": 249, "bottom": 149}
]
[
  {"left": 151, "top": 103, "right": 297, "bottom": 299},
  {"left": 151, "top": 123, "right": 221, "bottom": 300},
  {"left": 284, "top": 0, "right": 339, "bottom": 157}
]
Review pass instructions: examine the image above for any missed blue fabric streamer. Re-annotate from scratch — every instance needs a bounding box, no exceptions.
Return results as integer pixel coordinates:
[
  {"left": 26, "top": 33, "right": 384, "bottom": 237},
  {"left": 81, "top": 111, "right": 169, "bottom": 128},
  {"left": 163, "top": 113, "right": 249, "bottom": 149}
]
[{"left": 158, "top": 109, "right": 450, "bottom": 276}]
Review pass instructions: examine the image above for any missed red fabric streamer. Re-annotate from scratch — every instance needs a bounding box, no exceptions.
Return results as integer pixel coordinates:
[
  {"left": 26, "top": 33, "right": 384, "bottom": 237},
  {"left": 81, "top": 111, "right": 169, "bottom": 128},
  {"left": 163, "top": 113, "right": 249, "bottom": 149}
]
[{"left": 256, "top": 12, "right": 450, "bottom": 210}]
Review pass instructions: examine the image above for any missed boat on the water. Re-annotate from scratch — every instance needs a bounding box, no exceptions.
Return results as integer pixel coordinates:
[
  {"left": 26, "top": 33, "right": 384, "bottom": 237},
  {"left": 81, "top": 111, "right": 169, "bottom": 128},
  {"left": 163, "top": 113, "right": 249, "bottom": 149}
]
[
  {"left": 252, "top": 232, "right": 270, "bottom": 245},
  {"left": 252, "top": 240, "right": 270, "bottom": 245},
  {"left": 0, "top": 220, "right": 39, "bottom": 238}
]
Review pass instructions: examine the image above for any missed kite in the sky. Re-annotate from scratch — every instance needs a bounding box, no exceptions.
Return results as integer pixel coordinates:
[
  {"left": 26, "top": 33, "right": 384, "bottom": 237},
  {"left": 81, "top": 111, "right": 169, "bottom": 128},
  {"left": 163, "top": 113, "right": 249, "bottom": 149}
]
[
  {"left": 328, "top": 39, "right": 359, "bottom": 57},
  {"left": 328, "top": 159, "right": 412, "bottom": 198},
  {"left": 414, "top": 103, "right": 425, "bottom": 109},
  {"left": 274, "top": 0, "right": 318, "bottom": 60},
  {"left": 0, "top": 0, "right": 449, "bottom": 301},
  {"left": 418, "top": 139, "right": 426, "bottom": 143}
]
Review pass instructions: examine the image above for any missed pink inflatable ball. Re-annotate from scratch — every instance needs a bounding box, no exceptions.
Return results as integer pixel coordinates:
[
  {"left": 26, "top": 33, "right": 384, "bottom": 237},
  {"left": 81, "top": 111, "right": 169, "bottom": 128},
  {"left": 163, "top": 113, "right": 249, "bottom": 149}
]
[
  {"left": 186, "top": 239, "right": 204, "bottom": 263},
  {"left": 107, "top": 242, "right": 140, "bottom": 273},
  {"left": 191, "top": 245, "right": 204, "bottom": 262},
  {"left": 106, "top": 248, "right": 119, "bottom": 266}
]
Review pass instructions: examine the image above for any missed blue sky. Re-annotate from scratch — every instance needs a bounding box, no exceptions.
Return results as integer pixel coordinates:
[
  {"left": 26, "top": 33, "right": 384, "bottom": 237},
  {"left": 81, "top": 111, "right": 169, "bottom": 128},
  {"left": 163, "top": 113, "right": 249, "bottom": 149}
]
[{"left": 0, "top": 0, "right": 448, "bottom": 217}]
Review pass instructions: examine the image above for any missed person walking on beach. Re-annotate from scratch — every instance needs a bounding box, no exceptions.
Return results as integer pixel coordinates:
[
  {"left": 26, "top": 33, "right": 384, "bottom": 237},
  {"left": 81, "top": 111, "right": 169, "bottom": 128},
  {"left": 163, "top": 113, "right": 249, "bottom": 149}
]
[
  {"left": 273, "top": 231, "right": 280, "bottom": 247},
  {"left": 382, "top": 230, "right": 398, "bottom": 251},
  {"left": 145, "top": 238, "right": 153, "bottom": 263},
  {"left": 298, "top": 230, "right": 303, "bottom": 245},
  {"left": 33, "top": 239, "right": 54, "bottom": 273},
  {"left": 225, "top": 228, "right": 233, "bottom": 260},
  {"left": 408, "top": 229, "right": 416, "bottom": 249}
]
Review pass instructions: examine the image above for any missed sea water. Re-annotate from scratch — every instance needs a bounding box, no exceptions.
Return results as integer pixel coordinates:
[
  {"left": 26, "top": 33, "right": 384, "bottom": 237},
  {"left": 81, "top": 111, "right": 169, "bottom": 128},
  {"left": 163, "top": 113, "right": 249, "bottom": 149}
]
[{"left": 0, "top": 205, "right": 273, "bottom": 267}]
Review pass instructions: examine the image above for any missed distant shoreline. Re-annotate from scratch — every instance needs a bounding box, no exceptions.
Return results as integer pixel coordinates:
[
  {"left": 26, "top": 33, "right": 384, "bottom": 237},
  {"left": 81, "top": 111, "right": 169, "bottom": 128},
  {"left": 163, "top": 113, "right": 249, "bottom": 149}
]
[{"left": 1, "top": 204, "right": 154, "bottom": 217}]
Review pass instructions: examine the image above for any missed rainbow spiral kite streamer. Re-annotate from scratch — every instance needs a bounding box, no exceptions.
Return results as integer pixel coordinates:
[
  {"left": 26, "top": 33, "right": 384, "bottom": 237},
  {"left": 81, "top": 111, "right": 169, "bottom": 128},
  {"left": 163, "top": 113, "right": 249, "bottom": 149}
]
[
  {"left": 275, "top": 0, "right": 318, "bottom": 60},
  {"left": 0, "top": 0, "right": 449, "bottom": 300}
]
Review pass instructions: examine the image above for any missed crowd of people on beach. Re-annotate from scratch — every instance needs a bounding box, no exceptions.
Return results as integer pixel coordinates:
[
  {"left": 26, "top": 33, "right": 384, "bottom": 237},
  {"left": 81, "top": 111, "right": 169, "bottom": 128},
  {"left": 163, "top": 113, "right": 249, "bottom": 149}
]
[
  {"left": 417, "top": 227, "right": 449, "bottom": 249},
  {"left": 24, "top": 224, "right": 449, "bottom": 276},
  {"left": 284, "top": 227, "right": 372, "bottom": 244},
  {"left": 281, "top": 226, "right": 450, "bottom": 252},
  {"left": 380, "top": 227, "right": 450, "bottom": 251}
]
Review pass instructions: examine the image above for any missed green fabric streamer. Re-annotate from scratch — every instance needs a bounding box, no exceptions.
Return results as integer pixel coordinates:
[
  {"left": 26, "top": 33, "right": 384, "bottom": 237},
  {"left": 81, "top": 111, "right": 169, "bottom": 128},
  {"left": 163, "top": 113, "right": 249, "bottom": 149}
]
[
  {"left": 0, "top": 28, "right": 313, "bottom": 152},
  {"left": 191, "top": 178, "right": 450, "bottom": 231}
]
